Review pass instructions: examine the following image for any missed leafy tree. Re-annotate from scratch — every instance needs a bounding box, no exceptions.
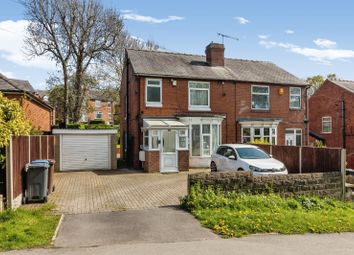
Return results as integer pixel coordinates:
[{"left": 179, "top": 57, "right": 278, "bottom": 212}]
[
  {"left": 306, "top": 75, "right": 325, "bottom": 90},
  {"left": 327, "top": 73, "right": 337, "bottom": 81},
  {"left": 47, "top": 74, "right": 97, "bottom": 123},
  {"left": 0, "top": 92, "right": 32, "bottom": 166},
  {"left": 22, "top": 0, "right": 125, "bottom": 124}
]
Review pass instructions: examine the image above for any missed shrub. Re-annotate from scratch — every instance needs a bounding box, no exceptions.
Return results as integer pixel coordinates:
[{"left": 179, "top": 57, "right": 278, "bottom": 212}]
[
  {"left": 249, "top": 138, "right": 271, "bottom": 145},
  {"left": 89, "top": 119, "right": 105, "bottom": 125},
  {"left": 314, "top": 140, "right": 326, "bottom": 148}
]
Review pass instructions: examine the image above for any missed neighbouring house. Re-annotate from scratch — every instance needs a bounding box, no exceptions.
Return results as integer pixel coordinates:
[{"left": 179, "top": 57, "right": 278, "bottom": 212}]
[
  {"left": 120, "top": 43, "right": 307, "bottom": 173},
  {"left": 0, "top": 73, "right": 55, "bottom": 132},
  {"left": 38, "top": 89, "right": 116, "bottom": 124},
  {"left": 309, "top": 79, "right": 354, "bottom": 167},
  {"left": 81, "top": 91, "right": 116, "bottom": 125}
]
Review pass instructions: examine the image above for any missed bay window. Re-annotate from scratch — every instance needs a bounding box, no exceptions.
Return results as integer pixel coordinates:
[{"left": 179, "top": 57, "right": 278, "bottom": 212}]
[
  {"left": 146, "top": 78, "right": 162, "bottom": 107},
  {"left": 251, "top": 85, "right": 269, "bottom": 110},
  {"left": 189, "top": 81, "right": 210, "bottom": 110},
  {"left": 191, "top": 123, "right": 221, "bottom": 157}
]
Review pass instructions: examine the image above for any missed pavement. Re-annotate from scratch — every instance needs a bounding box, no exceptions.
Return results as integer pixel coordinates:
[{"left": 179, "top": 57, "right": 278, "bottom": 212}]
[
  {"left": 4, "top": 233, "right": 354, "bottom": 255},
  {"left": 54, "top": 207, "right": 218, "bottom": 248}
]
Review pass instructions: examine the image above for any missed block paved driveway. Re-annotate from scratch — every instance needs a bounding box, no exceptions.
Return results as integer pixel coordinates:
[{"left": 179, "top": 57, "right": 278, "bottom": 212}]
[{"left": 49, "top": 170, "right": 197, "bottom": 214}]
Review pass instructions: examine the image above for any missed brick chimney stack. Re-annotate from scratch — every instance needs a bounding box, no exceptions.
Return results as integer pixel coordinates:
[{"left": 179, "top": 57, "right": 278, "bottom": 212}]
[{"left": 205, "top": 42, "right": 225, "bottom": 66}]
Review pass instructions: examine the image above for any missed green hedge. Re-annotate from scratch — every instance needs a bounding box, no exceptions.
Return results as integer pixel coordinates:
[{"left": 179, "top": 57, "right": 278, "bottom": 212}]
[{"left": 65, "top": 123, "right": 117, "bottom": 130}]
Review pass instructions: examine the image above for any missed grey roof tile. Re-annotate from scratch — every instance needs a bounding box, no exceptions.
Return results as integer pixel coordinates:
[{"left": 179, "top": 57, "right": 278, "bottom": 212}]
[
  {"left": 331, "top": 80, "right": 354, "bottom": 94},
  {"left": 127, "top": 49, "right": 306, "bottom": 86}
]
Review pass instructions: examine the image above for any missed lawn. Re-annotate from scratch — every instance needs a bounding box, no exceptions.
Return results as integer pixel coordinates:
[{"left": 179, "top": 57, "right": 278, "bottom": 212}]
[
  {"left": 181, "top": 185, "right": 354, "bottom": 237},
  {"left": 0, "top": 204, "right": 60, "bottom": 251}
]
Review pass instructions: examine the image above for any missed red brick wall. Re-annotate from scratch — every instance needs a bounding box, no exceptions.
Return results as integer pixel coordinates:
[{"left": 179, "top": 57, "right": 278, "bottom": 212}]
[
  {"left": 178, "top": 151, "right": 189, "bottom": 171},
  {"left": 5, "top": 94, "right": 53, "bottom": 131},
  {"left": 87, "top": 100, "right": 113, "bottom": 124},
  {"left": 120, "top": 62, "right": 307, "bottom": 169},
  {"left": 309, "top": 80, "right": 354, "bottom": 167},
  {"left": 144, "top": 151, "right": 159, "bottom": 173}
]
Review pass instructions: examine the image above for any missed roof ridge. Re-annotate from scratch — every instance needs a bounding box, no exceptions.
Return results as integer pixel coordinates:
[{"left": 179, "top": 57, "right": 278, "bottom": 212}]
[
  {"left": 333, "top": 79, "right": 354, "bottom": 83},
  {"left": 127, "top": 48, "right": 270, "bottom": 63},
  {"left": 0, "top": 73, "right": 22, "bottom": 91}
]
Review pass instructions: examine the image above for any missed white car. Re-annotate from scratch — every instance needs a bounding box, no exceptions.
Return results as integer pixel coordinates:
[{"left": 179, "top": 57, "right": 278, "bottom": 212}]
[{"left": 210, "top": 144, "right": 288, "bottom": 176}]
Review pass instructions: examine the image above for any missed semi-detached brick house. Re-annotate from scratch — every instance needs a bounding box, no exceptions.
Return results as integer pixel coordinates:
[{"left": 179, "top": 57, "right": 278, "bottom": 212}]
[
  {"left": 120, "top": 43, "right": 308, "bottom": 173},
  {"left": 309, "top": 79, "right": 354, "bottom": 167},
  {"left": 0, "top": 73, "right": 54, "bottom": 131}
]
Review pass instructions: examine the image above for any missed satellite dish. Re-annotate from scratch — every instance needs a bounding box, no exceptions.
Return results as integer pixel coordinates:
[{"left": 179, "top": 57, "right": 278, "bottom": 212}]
[{"left": 307, "top": 86, "right": 316, "bottom": 97}]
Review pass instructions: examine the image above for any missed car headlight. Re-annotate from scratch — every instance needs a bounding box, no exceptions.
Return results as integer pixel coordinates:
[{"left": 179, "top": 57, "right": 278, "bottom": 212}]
[
  {"left": 249, "top": 165, "right": 263, "bottom": 172},
  {"left": 280, "top": 166, "right": 287, "bottom": 172}
]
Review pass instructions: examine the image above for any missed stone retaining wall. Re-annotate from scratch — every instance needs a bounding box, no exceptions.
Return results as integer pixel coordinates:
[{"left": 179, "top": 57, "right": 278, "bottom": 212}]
[{"left": 188, "top": 172, "right": 343, "bottom": 199}]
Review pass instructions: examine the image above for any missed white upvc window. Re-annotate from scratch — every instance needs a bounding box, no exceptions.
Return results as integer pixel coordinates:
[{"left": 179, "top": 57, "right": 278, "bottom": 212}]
[
  {"left": 95, "top": 100, "right": 101, "bottom": 108},
  {"left": 251, "top": 85, "right": 270, "bottom": 110},
  {"left": 322, "top": 116, "right": 332, "bottom": 133},
  {"left": 81, "top": 112, "right": 88, "bottom": 122},
  {"left": 143, "top": 130, "right": 161, "bottom": 150},
  {"left": 285, "top": 129, "right": 302, "bottom": 146},
  {"left": 241, "top": 126, "right": 277, "bottom": 145},
  {"left": 178, "top": 130, "right": 188, "bottom": 150},
  {"left": 188, "top": 81, "right": 210, "bottom": 111},
  {"left": 94, "top": 111, "right": 102, "bottom": 119},
  {"left": 290, "top": 87, "right": 301, "bottom": 109},
  {"left": 146, "top": 78, "right": 162, "bottom": 107},
  {"left": 107, "top": 102, "right": 111, "bottom": 108}
]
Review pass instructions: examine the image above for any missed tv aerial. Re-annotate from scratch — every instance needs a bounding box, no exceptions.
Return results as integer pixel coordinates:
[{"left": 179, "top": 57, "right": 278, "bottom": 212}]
[{"left": 217, "top": 33, "right": 239, "bottom": 44}]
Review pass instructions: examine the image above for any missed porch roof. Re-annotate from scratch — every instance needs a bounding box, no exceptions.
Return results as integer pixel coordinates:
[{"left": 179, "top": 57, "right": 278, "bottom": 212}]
[{"left": 143, "top": 119, "right": 187, "bottom": 129}]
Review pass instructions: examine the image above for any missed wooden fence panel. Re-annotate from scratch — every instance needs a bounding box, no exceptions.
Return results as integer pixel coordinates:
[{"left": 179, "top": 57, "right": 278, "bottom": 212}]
[
  {"left": 12, "top": 137, "right": 30, "bottom": 198},
  {"left": 30, "top": 136, "right": 40, "bottom": 161},
  {"left": 301, "top": 147, "right": 315, "bottom": 173},
  {"left": 40, "top": 136, "right": 48, "bottom": 159},
  {"left": 5, "top": 135, "right": 55, "bottom": 209},
  {"left": 272, "top": 145, "right": 300, "bottom": 173},
  {"left": 48, "top": 136, "right": 55, "bottom": 159}
]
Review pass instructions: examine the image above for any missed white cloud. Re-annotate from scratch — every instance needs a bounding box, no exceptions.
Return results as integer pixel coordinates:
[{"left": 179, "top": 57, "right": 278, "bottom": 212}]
[
  {"left": 285, "top": 29, "right": 295, "bottom": 34},
  {"left": 313, "top": 38, "right": 337, "bottom": 49},
  {"left": 235, "top": 17, "right": 250, "bottom": 25},
  {"left": 0, "top": 20, "right": 55, "bottom": 70},
  {"left": 258, "top": 34, "right": 270, "bottom": 40},
  {"left": 122, "top": 11, "right": 184, "bottom": 24},
  {"left": 0, "top": 69, "right": 14, "bottom": 78},
  {"left": 259, "top": 39, "right": 354, "bottom": 65}
]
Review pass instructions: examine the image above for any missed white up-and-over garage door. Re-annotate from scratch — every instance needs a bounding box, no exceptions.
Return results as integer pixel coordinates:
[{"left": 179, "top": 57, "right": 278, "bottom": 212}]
[{"left": 53, "top": 129, "right": 117, "bottom": 171}]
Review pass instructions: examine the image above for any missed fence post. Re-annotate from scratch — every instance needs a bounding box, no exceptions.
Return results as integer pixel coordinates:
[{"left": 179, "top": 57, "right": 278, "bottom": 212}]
[
  {"left": 299, "top": 146, "right": 302, "bottom": 174},
  {"left": 341, "top": 149, "right": 346, "bottom": 200},
  {"left": 5, "top": 136, "right": 13, "bottom": 209}
]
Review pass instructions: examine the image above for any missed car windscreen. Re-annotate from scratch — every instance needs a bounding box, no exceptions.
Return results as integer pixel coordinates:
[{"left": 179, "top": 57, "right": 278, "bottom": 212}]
[{"left": 236, "top": 148, "right": 270, "bottom": 159}]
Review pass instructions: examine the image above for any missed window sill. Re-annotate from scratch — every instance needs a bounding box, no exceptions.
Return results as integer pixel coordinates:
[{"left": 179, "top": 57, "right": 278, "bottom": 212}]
[
  {"left": 146, "top": 103, "right": 162, "bottom": 108},
  {"left": 251, "top": 109, "right": 270, "bottom": 112},
  {"left": 321, "top": 132, "right": 332, "bottom": 134},
  {"left": 188, "top": 107, "right": 211, "bottom": 112},
  {"left": 289, "top": 107, "right": 302, "bottom": 111}
]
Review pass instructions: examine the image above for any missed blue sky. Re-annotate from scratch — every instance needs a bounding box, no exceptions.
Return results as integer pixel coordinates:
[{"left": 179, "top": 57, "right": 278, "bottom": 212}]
[{"left": 1, "top": 0, "right": 354, "bottom": 89}]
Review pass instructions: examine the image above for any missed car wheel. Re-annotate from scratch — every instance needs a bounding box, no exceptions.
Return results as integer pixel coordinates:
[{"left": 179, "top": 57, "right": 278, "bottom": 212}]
[
  {"left": 210, "top": 162, "right": 217, "bottom": 172},
  {"left": 237, "top": 168, "right": 244, "bottom": 171}
]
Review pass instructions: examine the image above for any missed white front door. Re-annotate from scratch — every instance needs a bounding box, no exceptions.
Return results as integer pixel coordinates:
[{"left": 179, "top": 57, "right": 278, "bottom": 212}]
[
  {"left": 160, "top": 130, "right": 178, "bottom": 173},
  {"left": 285, "top": 133, "right": 295, "bottom": 146}
]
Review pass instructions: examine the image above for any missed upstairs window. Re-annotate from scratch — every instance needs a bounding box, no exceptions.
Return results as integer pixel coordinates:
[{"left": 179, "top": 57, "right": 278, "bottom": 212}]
[
  {"left": 189, "top": 81, "right": 210, "bottom": 110},
  {"left": 290, "top": 87, "right": 301, "bottom": 109},
  {"left": 322, "top": 117, "right": 332, "bottom": 133},
  {"left": 95, "top": 100, "right": 101, "bottom": 108},
  {"left": 146, "top": 78, "right": 162, "bottom": 107},
  {"left": 251, "top": 85, "right": 269, "bottom": 110}
]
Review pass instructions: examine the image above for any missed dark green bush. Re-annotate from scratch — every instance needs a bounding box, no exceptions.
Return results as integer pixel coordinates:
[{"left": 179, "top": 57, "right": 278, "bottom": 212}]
[{"left": 89, "top": 119, "right": 105, "bottom": 125}]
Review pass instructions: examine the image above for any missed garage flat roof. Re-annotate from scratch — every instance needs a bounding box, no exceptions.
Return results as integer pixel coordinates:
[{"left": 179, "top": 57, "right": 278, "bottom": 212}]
[{"left": 52, "top": 129, "right": 117, "bottom": 135}]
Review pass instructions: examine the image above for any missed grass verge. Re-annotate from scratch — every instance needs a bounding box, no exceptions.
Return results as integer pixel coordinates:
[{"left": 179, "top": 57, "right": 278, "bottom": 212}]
[
  {"left": 0, "top": 204, "right": 60, "bottom": 251},
  {"left": 181, "top": 184, "right": 354, "bottom": 237}
]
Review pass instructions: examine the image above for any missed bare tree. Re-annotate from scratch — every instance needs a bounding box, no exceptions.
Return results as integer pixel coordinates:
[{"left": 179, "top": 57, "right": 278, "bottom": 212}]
[{"left": 22, "top": 0, "right": 124, "bottom": 124}]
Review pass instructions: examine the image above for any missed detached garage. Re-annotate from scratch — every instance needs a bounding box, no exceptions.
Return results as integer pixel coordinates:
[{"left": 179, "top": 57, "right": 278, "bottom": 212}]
[{"left": 53, "top": 129, "right": 117, "bottom": 171}]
